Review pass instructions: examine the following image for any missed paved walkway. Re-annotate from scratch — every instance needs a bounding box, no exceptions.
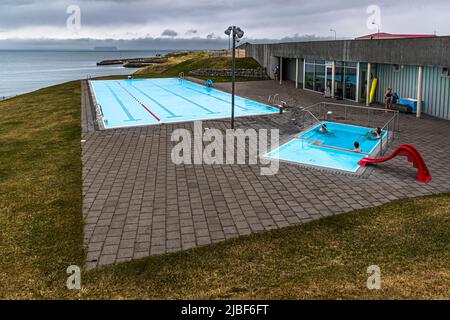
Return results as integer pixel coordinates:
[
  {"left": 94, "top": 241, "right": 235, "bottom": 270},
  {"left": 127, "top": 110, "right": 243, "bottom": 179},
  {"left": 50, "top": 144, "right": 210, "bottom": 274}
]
[{"left": 81, "top": 80, "right": 450, "bottom": 269}]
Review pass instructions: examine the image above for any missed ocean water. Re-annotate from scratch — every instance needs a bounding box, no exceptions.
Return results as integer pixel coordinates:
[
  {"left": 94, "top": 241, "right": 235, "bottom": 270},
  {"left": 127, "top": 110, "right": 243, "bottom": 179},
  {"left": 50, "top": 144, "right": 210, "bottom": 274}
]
[{"left": 0, "top": 50, "right": 171, "bottom": 98}]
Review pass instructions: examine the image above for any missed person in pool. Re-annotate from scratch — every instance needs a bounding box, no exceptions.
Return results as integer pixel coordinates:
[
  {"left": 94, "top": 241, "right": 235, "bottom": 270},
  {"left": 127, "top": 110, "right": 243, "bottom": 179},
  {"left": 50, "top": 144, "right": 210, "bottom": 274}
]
[
  {"left": 354, "top": 141, "right": 362, "bottom": 153},
  {"left": 369, "top": 127, "right": 383, "bottom": 139},
  {"left": 319, "top": 123, "right": 328, "bottom": 133}
]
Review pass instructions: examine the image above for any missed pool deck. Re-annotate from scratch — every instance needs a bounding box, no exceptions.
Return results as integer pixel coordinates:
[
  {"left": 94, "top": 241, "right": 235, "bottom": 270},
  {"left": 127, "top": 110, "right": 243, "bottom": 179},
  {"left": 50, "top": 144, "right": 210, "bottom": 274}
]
[{"left": 81, "top": 79, "right": 450, "bottom": 269}]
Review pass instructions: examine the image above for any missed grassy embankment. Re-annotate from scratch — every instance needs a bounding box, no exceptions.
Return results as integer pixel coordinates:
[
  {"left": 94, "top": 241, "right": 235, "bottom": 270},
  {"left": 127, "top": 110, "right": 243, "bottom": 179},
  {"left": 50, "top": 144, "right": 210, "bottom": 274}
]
[
  {"left": 131, "top": 51, "right": 264, "bottom": 82},
  {"left": 0, "top": 56, "right": 449, "bottom": 299}
]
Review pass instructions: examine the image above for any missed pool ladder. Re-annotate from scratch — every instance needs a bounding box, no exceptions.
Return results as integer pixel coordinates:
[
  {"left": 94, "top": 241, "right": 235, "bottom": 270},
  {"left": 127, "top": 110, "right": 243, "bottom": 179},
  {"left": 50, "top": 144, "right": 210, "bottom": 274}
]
[
  {"left": 301, "top": 109, "right": 323, "bottom": 128},
  {"left": 268, "top": 94, "right": 285, "bottom": 114},
  {"left": 95, "top": 104, "right": 108, "bottom": 127},
  {"left": 178, "top": 72, "right": 185, "bottom": 80},
  {"left": 268, "top": 94, "right": 279, "bottom": 105}
]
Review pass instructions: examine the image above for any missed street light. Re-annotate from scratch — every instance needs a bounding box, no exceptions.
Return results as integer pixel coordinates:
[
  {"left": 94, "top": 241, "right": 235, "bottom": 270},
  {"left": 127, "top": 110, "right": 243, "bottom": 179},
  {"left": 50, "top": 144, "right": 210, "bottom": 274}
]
[
  {"left": 224, "top": 26, "right": 244, "bottom": 129},
  {"left": 330, "top": 29, "right": 336, "bottom": 40}
]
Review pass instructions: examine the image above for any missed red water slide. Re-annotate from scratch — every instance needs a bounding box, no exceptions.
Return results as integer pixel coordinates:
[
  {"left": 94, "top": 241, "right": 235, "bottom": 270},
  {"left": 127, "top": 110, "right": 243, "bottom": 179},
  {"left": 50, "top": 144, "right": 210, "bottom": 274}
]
[{"left": 358, "top": 144, "right": 432, "bottom": 183}]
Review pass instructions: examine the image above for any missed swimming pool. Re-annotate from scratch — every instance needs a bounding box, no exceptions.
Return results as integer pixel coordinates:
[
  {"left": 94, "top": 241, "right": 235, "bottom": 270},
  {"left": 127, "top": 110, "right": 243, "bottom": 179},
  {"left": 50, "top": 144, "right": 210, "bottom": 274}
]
[
  {"left": 89, "top": 78, "right": 279, "bottom": 129},
  {"left": 264, "top": 122, "right": 386, "bottom": 173}
]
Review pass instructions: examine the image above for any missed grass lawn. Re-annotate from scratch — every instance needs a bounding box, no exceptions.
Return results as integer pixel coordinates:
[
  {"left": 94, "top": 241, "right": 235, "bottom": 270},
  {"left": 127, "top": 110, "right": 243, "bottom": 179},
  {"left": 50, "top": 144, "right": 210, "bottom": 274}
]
[
  {"left": 0, "top": 62, "right": 449, "bottom": 299},
  {"left": 133, "top": 52, "right": 264, "bottom": 82}
]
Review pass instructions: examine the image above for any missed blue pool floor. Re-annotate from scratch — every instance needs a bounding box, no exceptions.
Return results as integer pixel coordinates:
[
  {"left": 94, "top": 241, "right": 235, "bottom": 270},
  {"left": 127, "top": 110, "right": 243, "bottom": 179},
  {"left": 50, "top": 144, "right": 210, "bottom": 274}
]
[{"left": 90, "top": 78, "right": 279, "bottom": 129}]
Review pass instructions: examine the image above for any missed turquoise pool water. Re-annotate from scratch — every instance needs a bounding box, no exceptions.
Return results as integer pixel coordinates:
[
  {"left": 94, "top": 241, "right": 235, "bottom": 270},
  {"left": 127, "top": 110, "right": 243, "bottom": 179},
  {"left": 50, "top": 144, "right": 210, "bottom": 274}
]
[
  {"left": 90, "top": 78, "right": 278, "bottom": 129},
  {"left": 301, "top": 122, "right": 387, "bottom": 154},
  {"left": 265, "top": 122, "right": 386, "bottom": 172}
]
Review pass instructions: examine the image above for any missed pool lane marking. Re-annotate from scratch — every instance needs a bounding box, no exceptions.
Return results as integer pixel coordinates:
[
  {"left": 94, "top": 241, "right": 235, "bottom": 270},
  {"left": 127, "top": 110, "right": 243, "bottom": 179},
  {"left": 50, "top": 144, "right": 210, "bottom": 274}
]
[
  {"left": 124, "top": 82, "right": 181, "bottom": 118},
  {"left": 143, "top": 80, "right": 221, "bottom": 115},
  {"left": 105, "top": 84, "right": 140, "bottom": 122},
  {"left": 179, "top": 81, "right": 253, "bottom": 112},
  {"left": 116, "top": 81, "right": 161, "bottom": 122}
]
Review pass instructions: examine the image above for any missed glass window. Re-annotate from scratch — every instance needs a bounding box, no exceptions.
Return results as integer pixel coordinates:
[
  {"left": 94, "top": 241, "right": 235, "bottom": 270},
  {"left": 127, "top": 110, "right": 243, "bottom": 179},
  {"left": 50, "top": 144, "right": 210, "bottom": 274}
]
[
  {"left": 315, "top": 64, "right": 325, "bottom": 93},
  {"left": 305, "top": 63, "right": 315, "bottom": 90},
  {"left": 345, "top": 61, "right": 357, "bottom": 68},
  {"left": 305, "top": 59, "right": 314, "bottom": 64},
  {"left": 315, "top": 60, "right": 325, "bottom": 65},
  {"left": 344, "top": 67, "right": 357, "bottom": 101},
  {"left": 334, "top": 66, "right": 344, "bottom": 98}
]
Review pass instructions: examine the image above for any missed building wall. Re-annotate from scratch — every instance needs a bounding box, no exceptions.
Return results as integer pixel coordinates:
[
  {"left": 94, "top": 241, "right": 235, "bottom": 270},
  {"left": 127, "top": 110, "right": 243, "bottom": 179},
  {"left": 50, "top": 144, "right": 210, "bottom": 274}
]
[
  {"left": 422, "top": 66, "right": 450, "bottom": 119},
  {"left": 244, "top": 37, "right": 450, "bottom": 67},
  {"left": 244, "top": 40, "right": 450, "bottom": 120},
  {"left": 376, "top": 64, "right": 450, "bottom": 120}
]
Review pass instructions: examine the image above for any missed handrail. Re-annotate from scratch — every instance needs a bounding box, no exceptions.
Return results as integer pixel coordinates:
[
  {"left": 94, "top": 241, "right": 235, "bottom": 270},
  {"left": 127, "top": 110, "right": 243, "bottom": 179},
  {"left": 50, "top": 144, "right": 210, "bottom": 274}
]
[
  {"left": 381, "top": 112, "right": 399, "bottom": 132},
  {"left": 302, "top": 109, "right": 323, "bottom": 125},
  {"left": 299, "top": 101, "right": 400, "bottom": 156},
  {"left": 97, "top": 103, "right": 104, "bottom": 117},
  {"left": 273, "top": 94, "right": 280, "bottom": 105},
  {"left": 268, "top": 94, "right": 280, "bottom": 105},
  {"left": 178, "top": 72, "right": 185, "bottom": 79}
]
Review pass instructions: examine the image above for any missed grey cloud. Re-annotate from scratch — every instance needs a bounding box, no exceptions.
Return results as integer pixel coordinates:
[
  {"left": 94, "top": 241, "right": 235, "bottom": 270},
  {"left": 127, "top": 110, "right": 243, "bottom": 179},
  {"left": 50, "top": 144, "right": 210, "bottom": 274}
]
[
  {"left": 0, "top": 36, "right": 229, "bottom": 50},
  {"left": 0, "top": 0, "right": 449, "bottom": 39},
  {"left": 185, "top": 29, "right": 198, "bottom": 35},
  {"left": 161, "top": 29, "right": 178, "bottom": 37}
]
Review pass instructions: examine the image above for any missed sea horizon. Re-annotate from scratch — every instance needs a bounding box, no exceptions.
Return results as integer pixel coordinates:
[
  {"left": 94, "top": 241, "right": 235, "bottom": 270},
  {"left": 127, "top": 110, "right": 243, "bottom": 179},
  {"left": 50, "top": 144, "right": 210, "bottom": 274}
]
[{"left": 0, "top": 49, "right": 175, "bottom": 98}]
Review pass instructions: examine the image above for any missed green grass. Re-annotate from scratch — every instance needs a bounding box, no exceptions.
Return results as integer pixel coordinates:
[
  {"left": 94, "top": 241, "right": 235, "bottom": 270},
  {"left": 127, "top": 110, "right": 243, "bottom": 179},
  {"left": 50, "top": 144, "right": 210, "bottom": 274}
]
[
  {"left": 163, "top": 56, "right": 261, "bottom": 74},
  {"left": 0, "top": 81, "right": 83, "bottom": 299},
  {"left": 131, "top": 53, "right": 264, "bottom": 82},
  {"left": 0, "top": 67, "right": 449, "bottom": 299}
]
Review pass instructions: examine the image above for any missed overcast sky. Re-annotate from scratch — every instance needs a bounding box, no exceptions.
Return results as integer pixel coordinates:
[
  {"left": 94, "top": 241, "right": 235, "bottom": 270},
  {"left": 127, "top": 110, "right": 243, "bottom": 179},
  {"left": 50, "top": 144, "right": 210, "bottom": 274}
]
[{"left": 0, "top": 0, "right": 449, "bottom": 49}]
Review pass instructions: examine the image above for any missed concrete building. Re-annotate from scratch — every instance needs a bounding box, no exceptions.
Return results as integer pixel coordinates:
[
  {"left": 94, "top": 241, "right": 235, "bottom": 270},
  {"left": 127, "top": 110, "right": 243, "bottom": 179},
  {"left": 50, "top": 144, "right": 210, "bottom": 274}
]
[{"left": 242, "top": 37, "right": 450, "bottom": 120}]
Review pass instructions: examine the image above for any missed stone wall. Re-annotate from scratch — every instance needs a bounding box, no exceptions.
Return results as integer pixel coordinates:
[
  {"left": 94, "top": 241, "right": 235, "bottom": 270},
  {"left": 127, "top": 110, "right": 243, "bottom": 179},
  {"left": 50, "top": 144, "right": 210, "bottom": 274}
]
[{"left": 188, "top": 68, "right": 268, "bottom": 79}]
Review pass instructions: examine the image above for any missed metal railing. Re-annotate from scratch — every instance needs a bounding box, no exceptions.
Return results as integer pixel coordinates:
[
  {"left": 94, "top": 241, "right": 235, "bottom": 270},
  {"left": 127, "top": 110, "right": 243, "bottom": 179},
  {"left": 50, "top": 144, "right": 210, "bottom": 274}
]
[
  {"left": 268, "top": 94, "right": 280, "bottom": 105},
  {"left": 302, "top": 109, "right": 322, "bottom": 125},
  {"left": 378, "top": 110, "right": 399, "bottom": 156},
  {"left": 97, "top": 104, "right": 103, "bottom": 117},
  {"left": 299, "top": 102, "right": 400, "bottom": 156}
]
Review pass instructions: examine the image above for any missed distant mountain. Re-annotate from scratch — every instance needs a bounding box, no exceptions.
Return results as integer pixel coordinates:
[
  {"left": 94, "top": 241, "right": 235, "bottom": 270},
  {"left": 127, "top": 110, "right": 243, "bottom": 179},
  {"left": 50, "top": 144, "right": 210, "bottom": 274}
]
[{"left": 94, "top": 46, "right": 118, "bottom": 51}]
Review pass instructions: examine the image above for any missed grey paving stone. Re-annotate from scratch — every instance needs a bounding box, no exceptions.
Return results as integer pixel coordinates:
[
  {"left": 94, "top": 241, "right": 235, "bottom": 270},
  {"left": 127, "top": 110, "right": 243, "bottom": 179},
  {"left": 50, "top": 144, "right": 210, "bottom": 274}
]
[{"left": 81, "top": 80, "right": 450, "bottom": 269}]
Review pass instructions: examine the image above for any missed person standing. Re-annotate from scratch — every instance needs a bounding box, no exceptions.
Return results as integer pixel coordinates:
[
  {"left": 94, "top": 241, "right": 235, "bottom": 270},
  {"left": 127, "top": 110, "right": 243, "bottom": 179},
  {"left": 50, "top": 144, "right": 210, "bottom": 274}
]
[
  {"left": 385, "top": 86, "right": 394, "bottom": 110},
  {"left": 273, "top": 65, "right": 280, "bottom": 81}
]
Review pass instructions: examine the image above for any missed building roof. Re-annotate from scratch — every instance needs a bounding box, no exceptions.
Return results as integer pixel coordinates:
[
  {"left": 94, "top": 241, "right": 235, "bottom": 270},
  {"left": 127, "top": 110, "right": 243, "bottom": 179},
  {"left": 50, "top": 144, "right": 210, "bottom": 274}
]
[{"left": 356, "top": 32, "right": 438, "bottom": 40}]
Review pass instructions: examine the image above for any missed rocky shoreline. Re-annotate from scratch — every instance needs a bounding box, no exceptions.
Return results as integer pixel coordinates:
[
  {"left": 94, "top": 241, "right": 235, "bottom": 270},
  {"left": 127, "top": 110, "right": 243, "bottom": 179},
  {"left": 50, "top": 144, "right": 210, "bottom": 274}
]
[
  {"left": 96, "top": 51, "right": 189, "bottom": 68},
  {"left": 97, "top": 56, "right": 169, "bottom": 68}
]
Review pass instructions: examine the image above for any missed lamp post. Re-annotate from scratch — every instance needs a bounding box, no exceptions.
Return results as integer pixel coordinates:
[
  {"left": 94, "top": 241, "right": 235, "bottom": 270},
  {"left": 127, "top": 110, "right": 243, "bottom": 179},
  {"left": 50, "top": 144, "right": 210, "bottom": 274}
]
[
  {"left": 330, "top": 29, "right": 336, "bottom": 40},
  {"left": 224, "top": 26, "right": 244, "bottom": 129},
  {"left": 372, "top": 21, "right": 380, "bottom": 38}
]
